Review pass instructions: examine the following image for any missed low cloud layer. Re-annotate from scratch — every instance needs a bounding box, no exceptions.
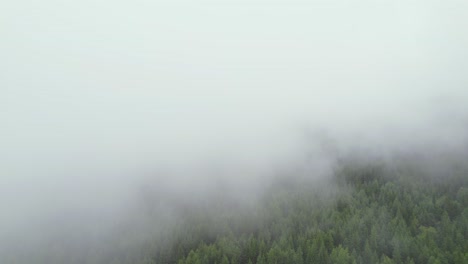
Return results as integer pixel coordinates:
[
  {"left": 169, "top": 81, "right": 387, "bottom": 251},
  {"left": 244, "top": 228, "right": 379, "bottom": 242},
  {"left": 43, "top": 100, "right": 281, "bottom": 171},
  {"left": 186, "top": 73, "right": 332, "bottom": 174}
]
[{"left": 1, "top": 0, "right": 468, "bottom": 262}]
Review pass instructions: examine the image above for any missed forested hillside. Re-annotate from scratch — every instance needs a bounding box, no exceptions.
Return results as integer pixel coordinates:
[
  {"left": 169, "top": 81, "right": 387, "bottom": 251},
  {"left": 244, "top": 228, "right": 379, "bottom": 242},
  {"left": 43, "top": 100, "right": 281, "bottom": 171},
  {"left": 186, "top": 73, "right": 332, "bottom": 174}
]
[{"left": 141, "top": 161, "right": 468, "bottom": 264}]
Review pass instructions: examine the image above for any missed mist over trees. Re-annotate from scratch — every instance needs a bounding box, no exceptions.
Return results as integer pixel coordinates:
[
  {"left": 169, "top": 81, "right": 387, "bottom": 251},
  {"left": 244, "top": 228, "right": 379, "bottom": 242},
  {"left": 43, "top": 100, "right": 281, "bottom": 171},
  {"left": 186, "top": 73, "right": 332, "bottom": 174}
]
[
  {"left": 173, "top": 160, "right": 467, "bottom": 264},
  {"left": 2, "top": 0, "right": 468, "bottom": 263},
  {"left": 2, "top": 151, "right": 467, "bottom": 264}
]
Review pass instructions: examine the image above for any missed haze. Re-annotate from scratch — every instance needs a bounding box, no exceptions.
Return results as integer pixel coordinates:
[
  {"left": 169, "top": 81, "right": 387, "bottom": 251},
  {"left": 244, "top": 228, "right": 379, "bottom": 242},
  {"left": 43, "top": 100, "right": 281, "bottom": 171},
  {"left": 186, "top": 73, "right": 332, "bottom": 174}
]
[{"left": 1, "top": 0, "right": 467, "bottom": 262}]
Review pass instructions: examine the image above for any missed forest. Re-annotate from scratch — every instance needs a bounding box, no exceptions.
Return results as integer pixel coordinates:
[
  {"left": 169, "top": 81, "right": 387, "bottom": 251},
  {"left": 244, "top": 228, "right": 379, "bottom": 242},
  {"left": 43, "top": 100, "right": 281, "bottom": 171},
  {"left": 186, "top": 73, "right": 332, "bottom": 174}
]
[
  {"left": 105, "top": 158, "right": 468, "bottom": 264},
  {"left": 3, "top": 157, "right": 467, "bottom": 264}
]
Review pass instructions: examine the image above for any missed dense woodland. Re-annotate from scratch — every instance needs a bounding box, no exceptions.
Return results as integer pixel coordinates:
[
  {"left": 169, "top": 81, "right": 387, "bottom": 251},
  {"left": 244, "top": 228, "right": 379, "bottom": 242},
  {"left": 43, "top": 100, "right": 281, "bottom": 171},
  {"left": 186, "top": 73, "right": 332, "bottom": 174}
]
[
  {"left": 130, "top": 159, "right": 467, "bottom": 264},
  {"left": 5, "top": 159, "right": 467, "bottom": 264}
]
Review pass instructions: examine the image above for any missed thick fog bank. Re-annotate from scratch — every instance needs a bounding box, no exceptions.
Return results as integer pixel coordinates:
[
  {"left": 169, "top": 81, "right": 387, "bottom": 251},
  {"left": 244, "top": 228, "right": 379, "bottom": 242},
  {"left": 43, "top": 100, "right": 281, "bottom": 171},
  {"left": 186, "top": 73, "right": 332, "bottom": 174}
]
[{"left": 2, "top": 0, "right": 468, "bottom": 263}]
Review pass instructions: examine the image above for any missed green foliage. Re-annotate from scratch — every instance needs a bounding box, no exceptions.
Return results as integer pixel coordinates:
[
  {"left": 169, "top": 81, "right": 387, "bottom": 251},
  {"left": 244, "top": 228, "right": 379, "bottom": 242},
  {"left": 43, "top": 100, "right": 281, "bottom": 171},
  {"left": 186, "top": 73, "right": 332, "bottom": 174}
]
[
  {"left": 167, "top": 163, "right": 467, "bottom": 264},
  {"left": 74, "top": 161, "right": 467, "bottom": 264}
]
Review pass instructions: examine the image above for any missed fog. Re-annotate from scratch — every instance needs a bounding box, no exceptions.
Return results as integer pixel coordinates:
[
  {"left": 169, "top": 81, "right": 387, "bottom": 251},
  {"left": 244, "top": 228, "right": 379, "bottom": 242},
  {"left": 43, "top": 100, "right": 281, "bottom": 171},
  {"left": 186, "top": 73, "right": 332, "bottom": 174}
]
[{"left": 1, "top": 0, "right": 468, "bottom": 262}]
